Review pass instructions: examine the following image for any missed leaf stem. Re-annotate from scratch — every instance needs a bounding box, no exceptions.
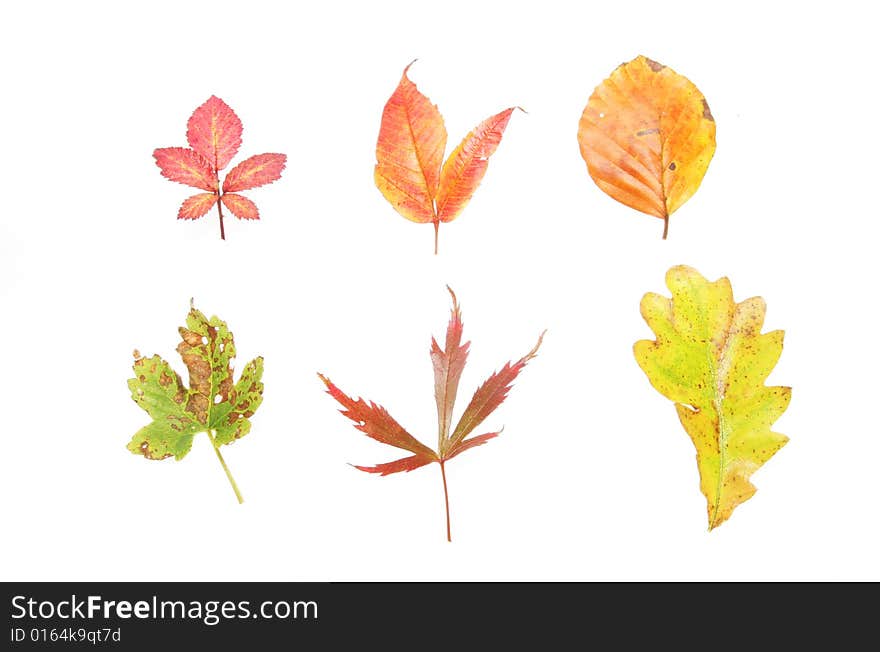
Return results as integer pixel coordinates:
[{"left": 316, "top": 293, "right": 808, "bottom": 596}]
[
  {"left": 440, "top": 460, "right": 451, "bottom": 542},
  {"left": 208, "top": 430, "right": 243, "bottom": 503},
  {"left": 662, "top": 215, "right": 669, "bottom": 240},
  {"left": 216, "top": 194, "right": 226, "bottom": 241},
  {"left": 433, "top": 220, "right": 439, "bottom": 255}
]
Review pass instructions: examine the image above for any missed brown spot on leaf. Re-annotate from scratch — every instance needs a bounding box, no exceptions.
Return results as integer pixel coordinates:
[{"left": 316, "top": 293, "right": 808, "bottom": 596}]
[
  {"left": 645, "top": 57, "right": 665, "bottom": 73},
  {"left": 139, "top": 441, "right": 171, "bottom": 461},
  {"left": 702, "top": 98, "right": 714, "bottom": 121},
  {"left": 636, "top": 128, "right": 660, "bottom": 137},
  {"left": 668, "top": 162, "right": 676, "bottom": 171},
  {"left": 180, "top": 328, "right": 203, "bottom": 346}
]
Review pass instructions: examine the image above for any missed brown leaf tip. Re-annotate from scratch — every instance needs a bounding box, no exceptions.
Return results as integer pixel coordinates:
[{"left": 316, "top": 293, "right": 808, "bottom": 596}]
[
  {"left": 445, "top": 285, "right": 459, "bottom": 311},
  {"left": 526, "top": 330, "right": 547, "bottom": 360},
  {"left": 133, "top": 349, "right": 142, "bottom": 360},
  {"left": 643, "top": 56, "right": 666, "bottom": 73},
  {"left": 402, "top": 58, "right": 419, "bottom": 78},
  {"left": 701, "top": 98, "right": 714, "bottom": 122}
]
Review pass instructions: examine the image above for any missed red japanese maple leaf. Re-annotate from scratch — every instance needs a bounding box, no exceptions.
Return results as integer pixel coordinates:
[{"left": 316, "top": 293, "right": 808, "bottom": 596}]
[
  {"left": 319, "top": 287, "right": 544, "bottom": 541},
  {"left": 153, "top": 96, "right": 286, "bottom": 239}
]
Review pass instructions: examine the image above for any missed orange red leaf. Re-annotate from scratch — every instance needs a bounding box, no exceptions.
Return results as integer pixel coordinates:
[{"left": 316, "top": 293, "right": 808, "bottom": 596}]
[
  {"left": 436, "top": 108, "right": 516, "bottom": 223},
  {"left": 446, "top": 431, "right": 500, "bottom": 461},
  {"left": 318, "top": 373, "right": 437, "bottom": 461},
  {"left": 153, "top": 147, "right": 217, "bottom": 191},
  {"left": 431, "top": 287, "right": 470, "bottom": 456},
  {"left": 221, "top": 193, "right": 259, "bottom": 220},
  {"left": 187, "top": 95, "right": 243, "bottom": 171},
  {"left": 374, "top": 62, "right": 446, "bottom": 225},
  {"left": 448, "top": 331, "right": 545, "bottom": 451},
  {"left": 577, "top": 55, "right": 716, "bottom": 239},
  {"left": 354, "top": 455, "right": 436, "bottom": 476},
  {"left": 223, "top": 153, "right": 288, "bottom": 192},
  {"left": 155, "top": 97, "right": 286, "bottom": 238},
  {"left": 178, "top": 193, "right": 219, "bottom": 220},
  {"left": 319, "top": 289, "right": 543, "bottom": 541},
  {"left": 374, "top": 63, "right": 518, "bottom": 253}
]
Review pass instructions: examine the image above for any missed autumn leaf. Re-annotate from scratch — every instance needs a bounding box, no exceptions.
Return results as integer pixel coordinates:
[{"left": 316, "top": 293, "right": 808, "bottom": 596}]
[
  {"left": 634, "top": 266, "right": 790, "bottom": 530},
  {"left": 127, "top": 301, "right": 264, "bottom": 504},
  {"left": 578, "top": 55, "right": 716, "bottom": 239},
  {"left": 375, "top": 62, "right": 519, "bottom": 254},
  {"left": 319, "top": 287, "right": 544, "bottom": 541},
  {"left": 154, "top": 96, "right": 286, "bottom": 240}
]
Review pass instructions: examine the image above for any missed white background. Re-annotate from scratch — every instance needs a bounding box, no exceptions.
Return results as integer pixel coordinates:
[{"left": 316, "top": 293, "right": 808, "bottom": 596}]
[{"left": 1, "top": 0, "right": 877, "bottom": 581}]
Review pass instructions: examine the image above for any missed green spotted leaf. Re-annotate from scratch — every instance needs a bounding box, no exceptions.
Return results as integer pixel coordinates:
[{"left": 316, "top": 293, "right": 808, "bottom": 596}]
[{"left": 127, "top": 301, "right": 264, "bottom": 503}]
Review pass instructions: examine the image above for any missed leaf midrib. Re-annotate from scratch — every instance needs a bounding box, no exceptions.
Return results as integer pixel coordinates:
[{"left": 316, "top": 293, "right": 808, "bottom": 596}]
[{"left": 708, "top": 320, "right": 736, "bottom": 528}]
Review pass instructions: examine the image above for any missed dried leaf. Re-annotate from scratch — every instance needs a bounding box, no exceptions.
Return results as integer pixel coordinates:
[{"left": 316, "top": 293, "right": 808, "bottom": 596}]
[
  {"left": 186, "top": 95, "right": 243, "bottom": 171},
  {"left": 127, "top": 302, "right": 264, "bottom": 504},
  {"left": 436, "top": 108, "right": 516, "bottom": 223},
  {"left": 221, "top": 193, "right": 259, "bottom": 220},
  {"left": 578, "top": 55, "right": 716, "bottom": 239},
  {"left": 374, "top": 62, "right": 446, "bottom": 226},
  {"left": 178, "top": 193, "right": 219, "bottom": 220},
  {"left": 634, "top": 266, "right": 790, "bottom": 529},
  {"left": 319, "top": 287, "right": 544, "bottom": 541},
  {"left": 153, "top": 147, "right": 217, "bottom": 191},
  {"left": 375, "top": 63, "right": 518, "bottom": 253},
  {"left": 223, "top": 153, "right": 288, "bottom": 192},
  {"left": 154, "top": 97, "right": 286, "bottom": 239}
]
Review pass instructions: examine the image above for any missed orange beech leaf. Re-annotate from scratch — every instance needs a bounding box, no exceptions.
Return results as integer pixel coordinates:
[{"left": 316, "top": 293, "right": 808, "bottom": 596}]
[
  {"left": 187, "top": 95, "right": 243, "bottom": 171},
  {"left": 436, "top": 108, "right": 517, "bottom": 223},
  {"left": 154, "top": 97, "right": 286, "bottom": 239},
  {"left": 577, "top": 55, "right": 716, "bottom": 239},
  {"left": 375, "top": 63, "right": 518, "bottom": 254},
  {"left": 319, "top": 287, "right": 544, "bottom": 541},
  {"left": 223, "top": 153, "right": 288, "bottom": 192},
  {"left": 221, "top": 193, "right": 259, "bottom": 220},
  {"left": 178, "top": 193, "right": 219, "bottom": 220},
  {"left": 153, "top": 147, "right": 217, "bottom": 191}
]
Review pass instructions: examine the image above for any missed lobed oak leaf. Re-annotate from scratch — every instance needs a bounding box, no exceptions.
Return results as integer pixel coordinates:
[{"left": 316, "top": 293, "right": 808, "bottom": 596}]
[
  {"left": 127, "top": 301, "right": 264, "bottom": 504},
  {"left": 578, "top": 55, "right": 716, "bottom": 239},
  {"left": 375, "top": 62, "right": 519, "bottom": 254},
  {"left": 154, "top": 97, "right": 286, "bottom": 239},
  {"left": 634, "top": 266, "right": 791, "bottom": 530},
  {"left": 319, "top": 287, "right": 544, "bottom": 541}
]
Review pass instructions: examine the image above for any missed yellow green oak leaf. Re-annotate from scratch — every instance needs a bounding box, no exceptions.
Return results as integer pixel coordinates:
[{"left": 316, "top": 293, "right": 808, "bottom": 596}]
[
  {"left": 634, "top": 265, "right": 791, "bottom": 530},
  {"left": 127, "top": 301, "right": 263, "bottom": 503}
]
